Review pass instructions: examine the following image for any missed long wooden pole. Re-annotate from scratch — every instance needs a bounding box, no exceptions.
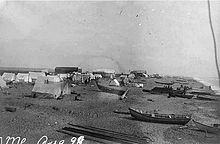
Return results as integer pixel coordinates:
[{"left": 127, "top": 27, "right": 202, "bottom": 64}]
[{"left": 207, "top": 0, "right": 220, "bottom": 87}]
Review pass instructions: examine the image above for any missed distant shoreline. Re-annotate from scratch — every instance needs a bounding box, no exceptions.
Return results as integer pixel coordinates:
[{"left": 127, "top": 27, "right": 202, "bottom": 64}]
[
  {"left": 193, "top": 77, "right": 220, "bottom": 94},
  {"left": 1, "top": 66, "right": 219, "bottom": 94}
]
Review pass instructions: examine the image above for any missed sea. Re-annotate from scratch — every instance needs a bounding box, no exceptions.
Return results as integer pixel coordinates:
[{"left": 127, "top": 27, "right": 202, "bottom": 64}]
[{"left": 194, "top": 76, "right": 220, "bottom": 95}]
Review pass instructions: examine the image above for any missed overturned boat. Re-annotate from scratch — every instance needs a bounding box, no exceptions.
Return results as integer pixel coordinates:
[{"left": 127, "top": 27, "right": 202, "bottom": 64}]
[
  {"left": 95, "top": 79, "right": 127, "bottom": 96},
  {"left": 129, "top": 108, "right": 191, "bottom": 125}
]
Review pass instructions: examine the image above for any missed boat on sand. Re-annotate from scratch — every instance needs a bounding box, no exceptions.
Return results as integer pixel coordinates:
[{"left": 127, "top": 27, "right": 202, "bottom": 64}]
[
  {"left": 192, "top": 119, "right": 220, "bottom": 134},
  {"left": 129, "top": 108, "right": 191, "bottom": 125},
  {"left": 168, "top": 90, "right": 194, "bottom": 99},
  {"left": 95, "top": 79, "right": 127, "bottom": 96}
]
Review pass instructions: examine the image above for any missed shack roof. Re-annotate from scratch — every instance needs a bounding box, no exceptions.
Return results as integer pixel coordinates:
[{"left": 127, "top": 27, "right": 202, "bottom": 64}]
[{"left": 55, "top": 67, "right": 80, "bottom": 74}]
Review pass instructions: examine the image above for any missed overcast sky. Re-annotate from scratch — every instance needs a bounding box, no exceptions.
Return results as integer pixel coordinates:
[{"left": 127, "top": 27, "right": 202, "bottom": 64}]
[{"left": 0, "top": 1, "right": 219, "bottom": 78}]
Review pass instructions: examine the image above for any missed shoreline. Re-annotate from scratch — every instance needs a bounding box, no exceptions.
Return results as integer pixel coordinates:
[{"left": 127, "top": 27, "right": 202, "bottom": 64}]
[{"left": 193, "top": 77, "right": 220, "bottom": 95}]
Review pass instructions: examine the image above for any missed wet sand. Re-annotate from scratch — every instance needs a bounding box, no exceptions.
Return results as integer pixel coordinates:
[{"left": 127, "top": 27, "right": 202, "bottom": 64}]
[{"left": 0, "top": 78, "right": 220, "bottom": 144}]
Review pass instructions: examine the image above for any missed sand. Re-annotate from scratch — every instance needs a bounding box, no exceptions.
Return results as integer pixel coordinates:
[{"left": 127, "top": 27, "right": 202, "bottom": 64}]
[{"left": 0, "top": 78, "right": 220, "bottom": 144}]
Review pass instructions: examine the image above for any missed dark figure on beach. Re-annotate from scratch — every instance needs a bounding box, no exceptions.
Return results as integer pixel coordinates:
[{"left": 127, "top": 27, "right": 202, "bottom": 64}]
[
  {"left": 183, "top": 86, "right": 187, "bottom": 95},
  {"left": 75, "top": 94, "right": 82, "bottom": 101},
  {"left": 120, "top": 79, "right": 125, "bottom": 86},
  {"left": 84, "top": 79, "right": 89, "bottom": 85}
]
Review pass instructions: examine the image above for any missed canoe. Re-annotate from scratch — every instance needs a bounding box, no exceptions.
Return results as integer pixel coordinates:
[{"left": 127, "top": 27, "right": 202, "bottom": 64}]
[
  {"left": 95, "top": 80, "right": 127, "bottom": 96},
  {"left": 129, "top": 108, "right": 191, "bottom": 125},
  {"left": 192, "top": 120, "right": 220, "bottom": 134},
  {"left": 150, "top": 86, "right": 173, "bottom": 94}
]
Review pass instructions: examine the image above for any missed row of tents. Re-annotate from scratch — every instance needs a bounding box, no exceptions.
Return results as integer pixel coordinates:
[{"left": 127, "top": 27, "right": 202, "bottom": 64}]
[
  {"left": 0, "top": 72, "right": 72, "bottom": 99},
  {"left": 0, "top": 71, "right": 103, "bottom": 99},
  {"left": 1, "top": 72, "right": 46, "bottom": 83},
  {"left": 0, "top": 71, "right": 102, "bottom": 86},
  {"left": 0, "top": 72, "right": 70, "bottom": 83}
]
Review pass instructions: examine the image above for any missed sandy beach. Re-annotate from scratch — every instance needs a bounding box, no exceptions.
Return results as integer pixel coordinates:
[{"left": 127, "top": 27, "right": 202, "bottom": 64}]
[{"left": 0, "top": 77, "right": 220, "bottom": 144}]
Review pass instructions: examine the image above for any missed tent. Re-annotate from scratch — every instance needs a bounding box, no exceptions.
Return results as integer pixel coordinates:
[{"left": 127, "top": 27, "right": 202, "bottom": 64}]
[
  {"left": 130, "top": 70, "right": 148, "bottom": 78},
  {"left": 93, "top": 74, "right": 102, "bottom": 79},
  {"left": 35, "top": 76, "right": 61, "bottom": 84},
  {"left": 29, "top": 72, "right": 46, "bottom": 82},
  {"left": 89, "top": 73, "right": 95, "bottom": 80},
  {"left": 109, "top": 79, "right": 120, "bottom": 86},
  {"left": 16, "top": 73, "right": 29, "bottom": 82},
  {"left": 58, "top": 74, "right": 68, "bottom": 80},
  {"left": 72, "top": 73, "right": 83, "bottom": 83},
  {"left": 81, "top": 73, "right": 91, "bottom": 83},
  {"left": 2, "top": 73, "right": 16, "bottom": 82},
  {"left": 32, "top": 82, "right": 71, "bottom": 99},
  {"left": 0, "top": 76, "right": 7, "bottom": 88},
  {"left": 128, "top": 73, "right": 135, "bottom": 79}
]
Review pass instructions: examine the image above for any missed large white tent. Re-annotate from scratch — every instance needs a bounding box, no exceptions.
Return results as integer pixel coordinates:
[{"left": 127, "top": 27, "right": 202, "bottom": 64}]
[
  {"left": 0, "top": 76, "right": 7, "bottom": 88},
  {"left": 2, "top": 72, "right": 16, "bottom": 82},
  {"left": 32, "top": 82, "right": 71, "bottom": 99},
  {"left": 29, "top": 72, "right": 46, "bottom": 82}
]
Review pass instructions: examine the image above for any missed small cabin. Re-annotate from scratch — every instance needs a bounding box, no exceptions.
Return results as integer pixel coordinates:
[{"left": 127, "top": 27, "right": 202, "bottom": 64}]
[{"left": 55, "top": 67, "right": 82, "bottom": 74}]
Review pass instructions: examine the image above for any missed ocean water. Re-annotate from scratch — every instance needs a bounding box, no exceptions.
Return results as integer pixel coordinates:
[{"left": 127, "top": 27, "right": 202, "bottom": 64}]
[{"left": 194, "top": 77, "right": 220, "bottom": 95}]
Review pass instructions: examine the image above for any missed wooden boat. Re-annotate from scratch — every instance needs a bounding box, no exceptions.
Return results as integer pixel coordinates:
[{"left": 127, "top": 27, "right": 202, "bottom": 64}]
[
  {"left": 129, "top": 108, "right": 191, "bottom": 125},
  {"left": 95, "top": 80, "right": 127, "bottom": 96},
  {"left": 168, "top": 90, "right": 194, "bottom": 99},
  {"left": 150, "top": 86, "right": 173, "bottom": 94},
  {"left": 194, "top": 95, "right": 216, "bottom": 101},
  {"left": 113, "top": 109, "right": 130, "bottom": 115},
  {"left": 192, "top": 120, "right": 220, "bottom": 134}
]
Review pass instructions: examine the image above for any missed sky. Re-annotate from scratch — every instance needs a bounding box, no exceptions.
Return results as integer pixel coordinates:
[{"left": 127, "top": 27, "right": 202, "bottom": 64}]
[{"left": 0, "top": 0, "right": 220, "bottom": 79}]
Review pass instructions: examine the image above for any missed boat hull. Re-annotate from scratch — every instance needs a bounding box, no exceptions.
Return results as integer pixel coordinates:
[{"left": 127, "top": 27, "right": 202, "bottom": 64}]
[
  {"left": 129, "top": 108, "right": 191, "bottom": 125},
  {"left": 193, "top": 120, "right": 220, "bottom": 134},
  {"left": 96, "top": 81, "right": 126, "bottom": 96}
]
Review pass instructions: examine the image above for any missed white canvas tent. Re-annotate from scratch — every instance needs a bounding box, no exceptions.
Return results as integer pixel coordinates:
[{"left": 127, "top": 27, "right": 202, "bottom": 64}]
[
  {"left": 16, "top": 73, "right": 30, "bottom": 82},
  {"left": 89, "top": 73, "right": 95, "bottom": 80},
  {"left": 93, "top": 74, "right": 102, "bottom": 79},
  {"left": 0, "top": 76, "right": 7, "bottom": 88},
  {"left": 58, "top": 74, "right": 68, "bottom": 80},
  {"left": 72, "top": 73, "right": 83, "bottom": 83},
  {"left": 29, "top": 72, "right": 46, "bottom": 82},
  {"left": 109, "top": 79, "right": 120, "bottom": 86},
  {"left": 2, "top": 73, "right": 16, "bottom": 82},
  {"left": 35, "top": 75, "right": 61, "bottom": 84},
  {"left": 32, "top": 82, "right": 71, "bottom": 99}
]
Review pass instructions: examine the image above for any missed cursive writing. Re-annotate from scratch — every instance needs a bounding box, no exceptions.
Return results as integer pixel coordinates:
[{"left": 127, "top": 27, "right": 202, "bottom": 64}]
[{"left": 0, "top": 136, "right": 84, "bottom": 144}]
